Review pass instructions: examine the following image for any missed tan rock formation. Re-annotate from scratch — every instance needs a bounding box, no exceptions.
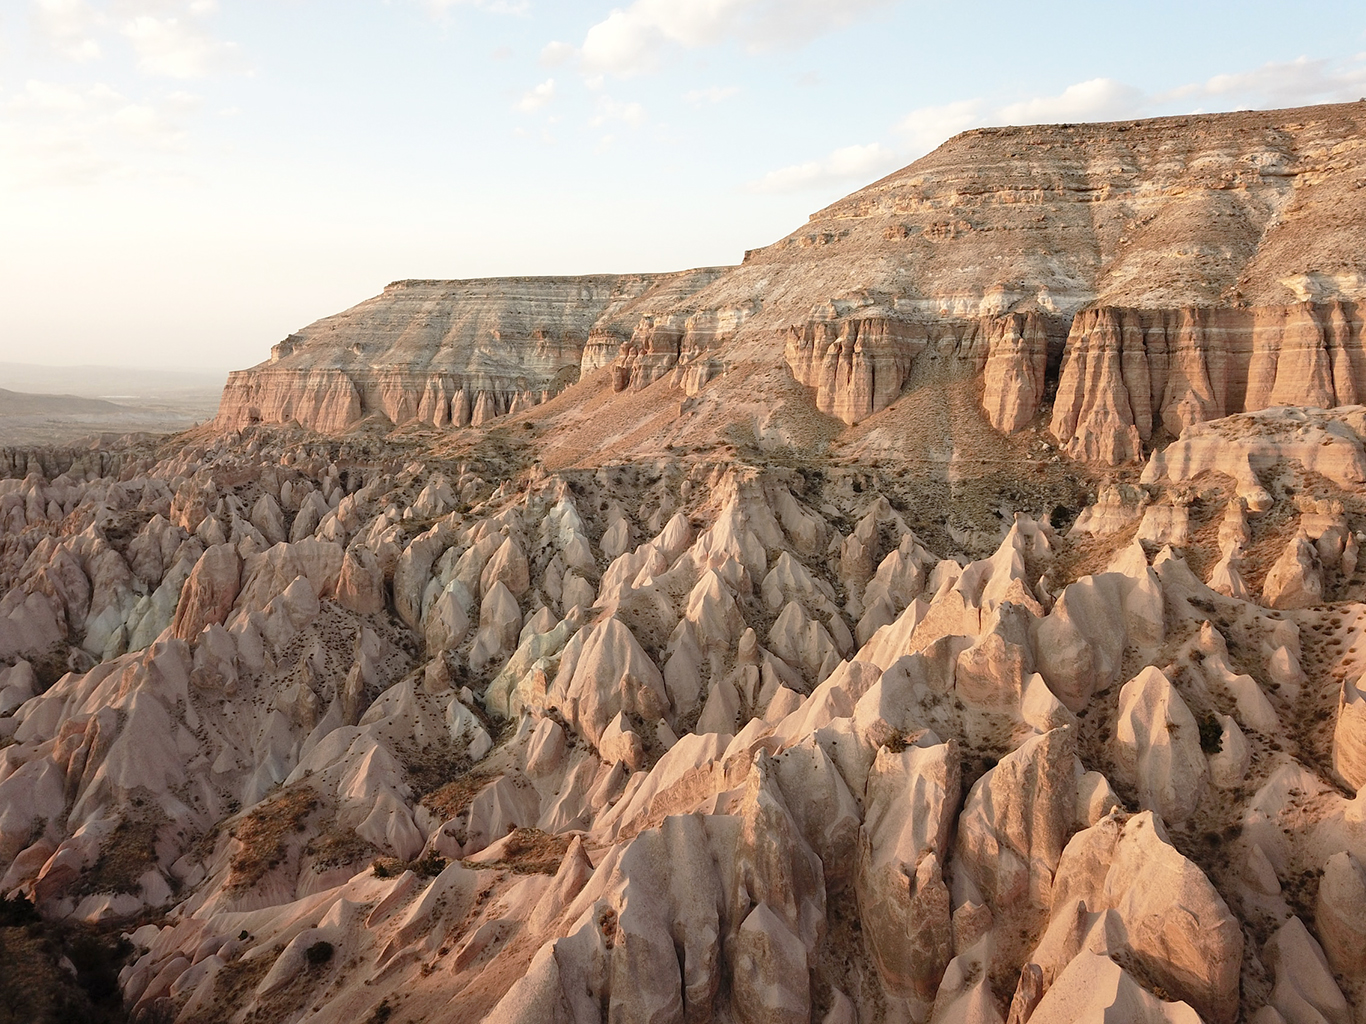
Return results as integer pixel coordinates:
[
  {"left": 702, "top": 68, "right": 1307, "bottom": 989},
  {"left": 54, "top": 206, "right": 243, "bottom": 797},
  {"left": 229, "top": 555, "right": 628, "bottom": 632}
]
[
  {"left": 22, "top": 102, "right": 1366, "bottom": 1024},
  {"left": 216, "top": 273, "right": 723, "bottom": 432},
  {"left": 216, "top": 103, "right": 1366, "bottom": 458},
  {"left": 856, "top": 738, "right": 960, "bottom": 1000},
  {"left": 1051, "top": 301, "right": 1366, "bottom": 464},
  {"left": 170, "top": 543, "right": 240, "bottom": 642},
  {"left": 1263, "top": 531, "right": 1325, "bottom": 609},
  {"left": 1114, "top": 666, "right": 1209, "bottom": 824}
]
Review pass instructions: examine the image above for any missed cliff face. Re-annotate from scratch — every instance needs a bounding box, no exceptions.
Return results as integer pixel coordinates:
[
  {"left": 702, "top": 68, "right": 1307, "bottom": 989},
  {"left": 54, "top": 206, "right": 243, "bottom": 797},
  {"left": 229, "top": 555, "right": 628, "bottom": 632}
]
[
  {"left": 783, "top": 310, "right": 1063, "bottom": 429},
  {"left": 24, "top": 104, "right": 1366, "bottom": 1024},
  {"left": 218, "top": 101, "right": 1366, "bottom": 462},
  {"left": 216, "top": 272, "right": 726, "bottom": 432},
  {"left": 746, "top": 101, "right": 1366, "bottom": 437},
  {"left": 1051, "top": 300, "right": 1366, "bottom": 463}
]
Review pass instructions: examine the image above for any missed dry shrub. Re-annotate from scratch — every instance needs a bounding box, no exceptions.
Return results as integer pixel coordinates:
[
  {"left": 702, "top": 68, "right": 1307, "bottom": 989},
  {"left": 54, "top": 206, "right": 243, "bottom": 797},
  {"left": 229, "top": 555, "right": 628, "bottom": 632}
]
[
  {"left": 304, "top": 824, "right": 379, "bottom": 872},
  {"left": 226, "top": 787, "right": 319, "bottom": 892},
  {"left": 74, "top": 814, "right": 164, "bottom": 897},
  {"left": 419, "top": 770, "right": 498, "bottom": 822},
  {"left": 371, "top": 852, "right": 447, "bottom": 879},
  {"left": 474, "top": 828, "right": 571, "bottom": 875}
]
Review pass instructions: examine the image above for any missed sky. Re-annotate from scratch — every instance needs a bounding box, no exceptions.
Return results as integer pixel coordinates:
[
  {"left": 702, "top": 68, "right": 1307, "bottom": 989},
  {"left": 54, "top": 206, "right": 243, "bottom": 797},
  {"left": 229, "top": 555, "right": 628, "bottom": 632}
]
[{"left": 1, "top": 1, "right": 1365, "bottom": 374}]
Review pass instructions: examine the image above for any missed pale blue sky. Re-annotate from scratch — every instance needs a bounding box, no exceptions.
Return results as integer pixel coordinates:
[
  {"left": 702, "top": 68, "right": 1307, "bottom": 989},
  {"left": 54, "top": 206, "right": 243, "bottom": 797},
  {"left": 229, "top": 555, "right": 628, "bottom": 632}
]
[{"left": 2, "top": 0, "right": 1365, "bottom": 371}]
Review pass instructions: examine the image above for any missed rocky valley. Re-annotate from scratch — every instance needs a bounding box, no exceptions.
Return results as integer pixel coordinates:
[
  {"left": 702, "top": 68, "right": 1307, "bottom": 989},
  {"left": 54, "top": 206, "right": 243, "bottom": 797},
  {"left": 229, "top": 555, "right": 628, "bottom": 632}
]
[{"left": 6, "top": 101, "right": 1366, "bottom": 1024}]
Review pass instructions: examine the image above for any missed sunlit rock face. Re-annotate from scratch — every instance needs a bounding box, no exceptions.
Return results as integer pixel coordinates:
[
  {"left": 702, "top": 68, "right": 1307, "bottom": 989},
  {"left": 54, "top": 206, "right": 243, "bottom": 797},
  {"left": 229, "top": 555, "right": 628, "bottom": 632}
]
[
  {"left": 8, "top": 400, "right": 1366, "bottom": 1024},
  {"left": 222, "top": 102, "right": 1366, "bottom": 456},
  {"left": 215, "top": 271, "right": 727, "bottom": 432},
  {"left": 11, "top": 101, "right": 1366, "bottom": 1024}
]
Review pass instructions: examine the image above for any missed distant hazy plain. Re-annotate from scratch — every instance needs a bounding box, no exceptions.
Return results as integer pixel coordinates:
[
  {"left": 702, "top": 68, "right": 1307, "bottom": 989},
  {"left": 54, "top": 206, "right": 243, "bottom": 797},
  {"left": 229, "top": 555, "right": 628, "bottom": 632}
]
[{"left": 0, "top": 363, "right": 226, "bottom": 445}]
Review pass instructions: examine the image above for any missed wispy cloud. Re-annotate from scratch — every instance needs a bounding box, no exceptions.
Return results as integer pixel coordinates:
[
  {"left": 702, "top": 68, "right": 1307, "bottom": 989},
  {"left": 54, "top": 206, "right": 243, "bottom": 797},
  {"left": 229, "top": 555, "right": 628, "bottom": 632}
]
[
  {"left": 516, "top": 78, "right": 555, "bottom": 112},
  {"left": 685, "top": 85, "right": 739, "bottom": 105},
  {"left": 0, "top": 77, "right": 200, "bottom": 186},
  {"left": 31, "top": 0, "right": 103, "bottom": 62},
  {"left": 589, "top": 95, "right": 645, "bottom": 128},
  {"left": 995, "top": 78, "right": 1144, "bottom": 125},
  {"left": 121, "top": 13, "right": 239, "bottom": 79},
  {"left": 27, "top": 1, "right": 244, "bottom": 78},
  {"left": 1164, "top": 54, "right": 1366, "bottom": 108},
  {"left": 894, "top": 100, "right": 981, "bottom": 153},
  {"left": 545, "top": 0, "right": 892, "bottom": 79},
  {"left": 750, "top": 142, "right": 898, "bottom": 193}
]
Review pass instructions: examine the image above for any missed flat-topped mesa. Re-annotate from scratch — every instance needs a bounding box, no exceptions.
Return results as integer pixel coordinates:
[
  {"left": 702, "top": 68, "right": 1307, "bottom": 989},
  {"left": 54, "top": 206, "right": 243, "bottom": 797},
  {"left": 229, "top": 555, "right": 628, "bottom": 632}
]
[
  {"left": 752, "top": 102, "right": 1366, "bottom": 432},
  {"left": 217, "top": 102, "right": 1366, "bottom": 457},
  {"left": 1051, "top": 300, "right": 1366, "bottom": 464},
  {"left": 216, "top": 271, "right": 727, "bottom": 432}
]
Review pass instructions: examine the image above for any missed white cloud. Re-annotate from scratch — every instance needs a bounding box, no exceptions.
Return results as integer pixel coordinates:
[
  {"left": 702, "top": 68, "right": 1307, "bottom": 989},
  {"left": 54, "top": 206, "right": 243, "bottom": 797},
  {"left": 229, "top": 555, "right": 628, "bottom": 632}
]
[
  {"left": 590, "top": 96, "right": 646, "bottom": 128},
  {"left": 995, "top": 78, "right": 1145, "bottom": 125},
  {"left": 749, "top": 101, "right": 980, "bottom": 194},
  {"left": 750, "top": 142, "right": 899, "bottom": 193},
  {"left": 29, "top": 1, "right": 243, "bottom": 78},
  {"left": 0, "top": 76, "right": 200, "bottom": 187},
  {"left": 540, "top": 41, "right": 574, "bottom": 66},
  {"left": 121, "top": 13, "right": 237, "bottom": 79},
  {"left": 111, "top": 101, "right": 180, "bottom": 139},
  {"left": 9, "top": 78, "right": 100, "bottom": 113},
  {"left": 32, "top": 0, "right": 104, "bottom": 62},
  {"left": 895, "top": 99, "right": 981, "bottom": 153},
  {"left": 575, "top": 0, "right": 893, "bottom": 77},
  {"left": 1163, "top": 55, "right": 1366, "bottom": 109},
  {"left": 748, "top": 53, "right": 1366, "bottom": 198},
  {"left": 685, "top": 85, "right": 739, "bottom": 105},
  {"left": 516, "top": 78, "right": 555, "bottom": 112}
]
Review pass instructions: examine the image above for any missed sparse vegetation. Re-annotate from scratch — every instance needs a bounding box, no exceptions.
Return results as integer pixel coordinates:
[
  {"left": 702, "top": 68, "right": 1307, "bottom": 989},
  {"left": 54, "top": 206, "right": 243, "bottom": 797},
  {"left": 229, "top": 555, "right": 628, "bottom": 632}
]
[
  {"left": 226, "top": 787, "right": 320, "bottom": 891},
  {"left": 305, "top": 824, "right": 379, "bottom": 872},
  {"left": 74, "top": 813, "right": 164, "bottom": 897},
  {"left": 419, "top": 770, "right": 498, "bottom": 822},
  {"left": 468, "top": 828, "right": 572, "bottom": 875},
  {"left": 1198, "top": 714, "right": 1224, "bottom": 754},
  {"left": 372, "top": 852, "right": 448, "bottom": 878},
  {"left": 193, "top": 954, "right": 274, "bottom": 1024}
]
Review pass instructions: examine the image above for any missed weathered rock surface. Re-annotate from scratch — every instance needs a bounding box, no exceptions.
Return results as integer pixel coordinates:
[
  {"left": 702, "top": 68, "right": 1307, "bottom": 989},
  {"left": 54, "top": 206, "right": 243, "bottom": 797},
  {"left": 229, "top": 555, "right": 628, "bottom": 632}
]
[
  {"left": 216, "top": 271, "right": 724, "bottom": 432},
  {"left": 1052, "top": 302, "right": 1366, "bottom": 463},
  {"left": 216, "top": 103, "right": 1366, "bottom": 460},
  {"left": 15, "top": 101, "right": 1366, "bottom": 1024},
  {"left": 4, "top": 409, "right": 1366, "bottom": 1024}
]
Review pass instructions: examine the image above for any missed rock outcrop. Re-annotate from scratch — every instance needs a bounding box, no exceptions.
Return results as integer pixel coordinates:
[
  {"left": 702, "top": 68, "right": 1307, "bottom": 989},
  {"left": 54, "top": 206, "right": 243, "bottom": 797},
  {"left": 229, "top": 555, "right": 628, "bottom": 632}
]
[
  {"left": 217, "top": 103, "right": 1366, "bottom": 458},
  {"left": 16, "top": 101, "right": 1366, "bottom": 1024},
  {"left": 216, "top": 271, "right": 725, "bottom": 432},
  {"left": 1051, "top": 301, "right": 1366, "bottom": 463},
  {"left": 5, "top": 402, "right": 1366, "bottom": 1023}
]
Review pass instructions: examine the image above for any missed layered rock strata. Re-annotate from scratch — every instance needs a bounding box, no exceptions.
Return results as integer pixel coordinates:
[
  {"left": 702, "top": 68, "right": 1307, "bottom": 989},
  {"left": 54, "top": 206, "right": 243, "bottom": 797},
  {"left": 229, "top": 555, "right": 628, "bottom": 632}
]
[
  {"left": 216, "top": 272, "right": 727, "bottom": 432},
  {"left": 218, "top": 103, "right": 1366, "bottom": 459},
  {"left": 784, "top": 309, "right": 1063, "bottom": 428},
  {"left": 1051, "top": 300, "right": 1366, "bottom": 463}
]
